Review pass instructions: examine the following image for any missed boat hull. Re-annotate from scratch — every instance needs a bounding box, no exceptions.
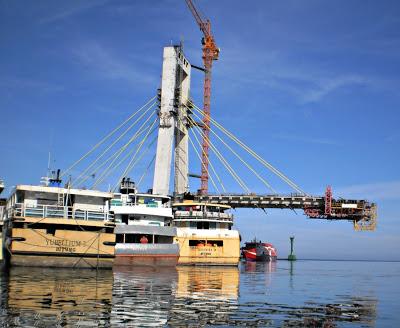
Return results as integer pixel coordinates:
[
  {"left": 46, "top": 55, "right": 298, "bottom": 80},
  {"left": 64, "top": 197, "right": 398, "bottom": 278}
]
[
  {"left": 5, "top": 217, "right": 115, "bottom": 269},
  {"left": 242, "top": 242, "right": 277, "bottom": 262},
  {"left": 114, "top": 255, "right": 178, "bottom": 267},
  {"left": 10, "top": 254, "right": 114, "bottom": 268},
  {"left": 242, "top": 249, "right": 277, "bottom": 262},
  {"left": 176, "top": 232, "right": 241, "bottom": 266},
  {"left": 114, "top": 243, "right": 179, "bottom": 267}
]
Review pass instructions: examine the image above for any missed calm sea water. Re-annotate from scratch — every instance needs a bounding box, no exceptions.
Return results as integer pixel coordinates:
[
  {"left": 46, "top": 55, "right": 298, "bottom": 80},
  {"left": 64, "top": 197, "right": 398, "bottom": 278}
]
[{"left": 0, "top": 260, "right": 399, "bottom": 327}]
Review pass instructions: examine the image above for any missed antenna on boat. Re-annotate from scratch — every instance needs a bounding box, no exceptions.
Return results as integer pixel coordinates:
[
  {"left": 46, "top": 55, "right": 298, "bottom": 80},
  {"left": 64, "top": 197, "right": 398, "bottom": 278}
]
[
  {"left": 47, "top": 152, "right": 51, "bottom": 177},
  {"left": 40, "top": 152, "right": 52, "bottom": 186},
  {"left": 49, "top": 169, "right": 62, "bottom": 187}
]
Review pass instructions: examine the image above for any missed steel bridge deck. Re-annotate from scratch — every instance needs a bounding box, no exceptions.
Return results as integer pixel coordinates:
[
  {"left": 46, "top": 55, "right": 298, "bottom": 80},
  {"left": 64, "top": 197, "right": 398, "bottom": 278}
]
[
  {"left": 189, "top": 194, "right": 323, "bottom": 209},
  {"left": 173, "top": 192, "right": 377, "bottom": 231}
]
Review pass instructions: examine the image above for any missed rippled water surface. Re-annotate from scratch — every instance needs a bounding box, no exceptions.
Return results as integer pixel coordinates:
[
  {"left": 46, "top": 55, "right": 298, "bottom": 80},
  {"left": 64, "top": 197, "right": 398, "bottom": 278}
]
[{"left": 0, "top": 260, "right": 399, "bottom": 327}]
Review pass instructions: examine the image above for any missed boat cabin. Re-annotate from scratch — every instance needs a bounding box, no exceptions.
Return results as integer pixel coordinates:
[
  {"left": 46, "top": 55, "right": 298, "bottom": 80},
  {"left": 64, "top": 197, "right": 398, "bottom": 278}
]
[
  {"left": 6, "top": 185, "right": 114, "bottom": 222},
  {"left": 172, "top": 201, "right": 240, "bottom": 266},
  {"left": 172, "top": 202, "right": 233, "bottom": 230},
  {"left": 111, "top": 192, "right": 172, "bottom": 227},
  {"left": 111, "top": 181, "right": 178, "bottom": 266}
]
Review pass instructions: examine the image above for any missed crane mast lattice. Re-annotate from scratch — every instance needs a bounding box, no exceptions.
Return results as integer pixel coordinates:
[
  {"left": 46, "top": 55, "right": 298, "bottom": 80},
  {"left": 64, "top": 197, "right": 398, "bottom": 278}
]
[{"left": 185, "top": 0, "right": 219, "bottom": 195}]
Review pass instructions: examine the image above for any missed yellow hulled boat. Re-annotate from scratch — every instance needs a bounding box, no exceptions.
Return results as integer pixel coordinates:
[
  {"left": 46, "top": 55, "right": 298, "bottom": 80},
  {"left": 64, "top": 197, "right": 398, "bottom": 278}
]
[
  {"left": 172, "top": 201, "right": 240, "bottom": 266},
  {"left": 3, "top": 185, "right": 115, "bottom": 269}
]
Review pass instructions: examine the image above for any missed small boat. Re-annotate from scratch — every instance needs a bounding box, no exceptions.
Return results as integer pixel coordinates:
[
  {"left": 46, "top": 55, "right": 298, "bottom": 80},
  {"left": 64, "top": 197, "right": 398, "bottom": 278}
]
[{"left": 241, "top": 239, "right": 277, "bottom": 262}]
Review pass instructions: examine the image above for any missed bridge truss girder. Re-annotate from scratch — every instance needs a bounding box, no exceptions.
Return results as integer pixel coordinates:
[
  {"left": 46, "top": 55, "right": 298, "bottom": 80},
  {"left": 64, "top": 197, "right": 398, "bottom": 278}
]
[{"left": 174, "top": 188, "right": 377, "bottom": 231}]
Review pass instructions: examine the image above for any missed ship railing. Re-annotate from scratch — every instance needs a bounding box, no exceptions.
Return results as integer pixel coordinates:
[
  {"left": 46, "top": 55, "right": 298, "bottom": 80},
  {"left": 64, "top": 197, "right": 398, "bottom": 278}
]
[
  {"left": 11, "top": 203, "right": 114, "bottom": 221},
  {"left": 174, "top": 210, "right": 233, "bottom": 222},
  {"left": 111, "top": 200, "right": 170, "bottom": 209}
]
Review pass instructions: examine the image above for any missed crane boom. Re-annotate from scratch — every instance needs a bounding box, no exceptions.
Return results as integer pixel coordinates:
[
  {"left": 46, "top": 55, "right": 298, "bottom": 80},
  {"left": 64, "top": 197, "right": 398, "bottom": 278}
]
[
  {"left": 185, "top": 0, "right": 210, "bottom": 36},
  {"left": 185, "top": 0, "right": 219, "bottom": 195}
]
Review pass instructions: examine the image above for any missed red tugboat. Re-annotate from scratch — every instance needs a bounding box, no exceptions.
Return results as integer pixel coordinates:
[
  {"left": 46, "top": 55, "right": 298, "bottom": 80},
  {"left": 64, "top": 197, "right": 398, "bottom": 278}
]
[{"left": 241, "top": 239, "right": 277, "bottom": 261}]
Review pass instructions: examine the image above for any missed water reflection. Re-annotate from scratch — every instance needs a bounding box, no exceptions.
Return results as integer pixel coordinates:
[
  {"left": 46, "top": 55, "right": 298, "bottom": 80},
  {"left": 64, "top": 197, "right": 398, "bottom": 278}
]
[
  {"left": 1, "top": 266, "right": 113, "bottom": 326},
  {"left": 237, "top": 261, "right": 377, "bottom": 327},
  {"left": 168, "top": 266, "right": 239, "bottom": 326},
  {"left": 243, "top": 260, "right": 277, "bottom": 273},
  {"left": 0, "top": 262, "right": 381, "bottom": 327},
  {"left": 111, "top": 266, "right": 240, "bottom": 327},
  {"left": 111, "top": 267, "right": 178, "bottom": 326}
]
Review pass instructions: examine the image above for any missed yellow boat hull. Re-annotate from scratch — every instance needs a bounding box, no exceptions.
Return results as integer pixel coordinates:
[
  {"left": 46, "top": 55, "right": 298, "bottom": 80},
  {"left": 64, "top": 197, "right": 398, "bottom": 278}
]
[
  {"left": 176, "top": 234, "right": 240, "bottom": 266},
  {"left": 6, "top": 217, "right": 115, "bottom": 269}
]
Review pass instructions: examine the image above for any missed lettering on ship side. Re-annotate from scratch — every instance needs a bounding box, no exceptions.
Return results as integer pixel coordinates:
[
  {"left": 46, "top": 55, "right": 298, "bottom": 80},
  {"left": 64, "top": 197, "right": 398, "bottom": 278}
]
[
  {"left": 45, "top": 238, "right": 89, "bottom": 253},
  {"left": 199, "top": 248, "right": 216, "bottom": 256}
]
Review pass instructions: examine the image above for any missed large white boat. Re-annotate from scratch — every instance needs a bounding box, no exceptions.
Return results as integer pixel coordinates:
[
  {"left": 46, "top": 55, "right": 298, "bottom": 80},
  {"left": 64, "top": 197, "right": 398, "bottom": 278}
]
[
  {"left": 111, "top": 178, "right": 179, "bottom": 266},
  {"left": 3, "top": 175, "right": 116, "bottom": 268},
  {"left": 172, "top": 200, "right": 240, "bottom": 266}
]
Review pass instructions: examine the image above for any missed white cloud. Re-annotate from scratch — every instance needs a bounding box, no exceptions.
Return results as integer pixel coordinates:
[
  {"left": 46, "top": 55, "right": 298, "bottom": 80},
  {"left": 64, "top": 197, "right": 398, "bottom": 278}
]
[
  {"left": 301, "top": 75, "right": 369, "bottom": 103},
  {"left": 272, "top": 133, "right": 338, "bottom": 146},
  {"left": 216, "top": 44, "right": 373, "bottom": 104},
  {"left": 71, "top": 41, "right": 156, "bottom": 86},
  {"left": 336, "top": 181, "right": 400, "bottom": 201},
  {"left": 39, "top": 0, "right": 109, "bottom": 24},
  {"left": 0, "top": 77, "right": 64, "bottom": 93}
]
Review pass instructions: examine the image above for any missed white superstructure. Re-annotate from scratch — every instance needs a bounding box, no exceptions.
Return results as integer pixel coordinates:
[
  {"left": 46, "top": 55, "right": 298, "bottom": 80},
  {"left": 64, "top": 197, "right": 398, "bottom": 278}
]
[{"left": 111, "top": 179, "right": 179, "bottom": 266}]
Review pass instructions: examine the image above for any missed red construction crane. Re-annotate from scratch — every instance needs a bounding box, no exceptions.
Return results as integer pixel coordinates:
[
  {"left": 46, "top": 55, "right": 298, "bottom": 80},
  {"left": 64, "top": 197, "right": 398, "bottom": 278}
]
[{"left": 185, "top": 0, "right": 219, "bottom": 195}]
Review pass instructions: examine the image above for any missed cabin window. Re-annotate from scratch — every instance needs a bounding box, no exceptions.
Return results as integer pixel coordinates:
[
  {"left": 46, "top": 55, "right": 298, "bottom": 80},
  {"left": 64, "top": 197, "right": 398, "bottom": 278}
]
[
  {"left": 124, "top": 234, "right": 154, "bottom": 243},
  {"left": 195, "top": 222, "right": 217, "bottom": 229},
  {"left": 155, "top": 236, "right": 173, "bottom": 244},
  {"left": 219, "top": 223, "right": 231, "bottom": 229},
  {"left": 207, "top": 240, "right": 223, "bottom": 246},
  {"left": 189, "top": 240, "right": 203, "bottom": 246},
  {"left": 188, "top": 240, "right": 223, "bottom": 247},
  {"left": 121, "top": 215, "right": 129, "bottom": 225},
  {"left": 116, "top": 234, "right": 124, "bottom": 243},
  {"left": 64, "top": 194, "right": 74, "bottom": 207},
  {"left": 198, "top": 222, "right": 208, "bottom": 229},
  {"left": 125, "top": 234, "right": 135, "bottom": 243},
  {"left": 16, "top": 191, "right": 24, "bottom": 203}
]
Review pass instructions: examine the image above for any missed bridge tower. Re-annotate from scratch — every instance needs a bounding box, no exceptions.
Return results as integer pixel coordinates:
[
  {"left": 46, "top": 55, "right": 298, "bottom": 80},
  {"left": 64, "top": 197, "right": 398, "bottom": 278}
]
[{"left": 152, "top": 45, "right": 191, "bottom": 195}]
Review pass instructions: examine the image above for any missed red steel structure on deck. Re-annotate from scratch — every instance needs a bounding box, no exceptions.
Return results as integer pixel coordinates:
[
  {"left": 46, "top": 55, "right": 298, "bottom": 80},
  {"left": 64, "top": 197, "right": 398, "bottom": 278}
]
[
  {"left": 325, "top": 185, "right": 332, "bottom": 215},
  {"left": 185, "top": 0, "right": 220, "bottom": 195}
]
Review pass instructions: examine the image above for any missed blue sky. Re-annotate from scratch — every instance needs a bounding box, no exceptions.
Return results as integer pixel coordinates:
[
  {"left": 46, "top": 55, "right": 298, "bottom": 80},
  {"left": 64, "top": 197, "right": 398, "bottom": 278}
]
[{"left": 1, "top": 0, "right": 399, "bottom": 260}]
